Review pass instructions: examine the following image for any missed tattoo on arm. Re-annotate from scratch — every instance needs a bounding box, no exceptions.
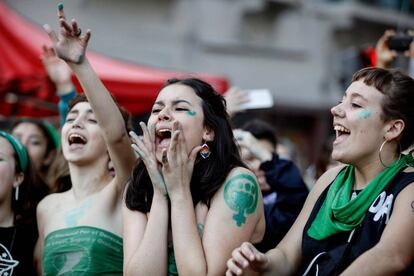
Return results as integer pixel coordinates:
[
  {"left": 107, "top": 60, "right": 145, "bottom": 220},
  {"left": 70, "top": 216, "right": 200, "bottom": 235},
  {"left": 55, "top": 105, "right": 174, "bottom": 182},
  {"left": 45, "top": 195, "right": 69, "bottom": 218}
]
[
  {"left": 411, "top": 201, "right": 414, "bottom": 212},
  {"left": 223, "top": 173, "right": 259, "bottom": 227}
]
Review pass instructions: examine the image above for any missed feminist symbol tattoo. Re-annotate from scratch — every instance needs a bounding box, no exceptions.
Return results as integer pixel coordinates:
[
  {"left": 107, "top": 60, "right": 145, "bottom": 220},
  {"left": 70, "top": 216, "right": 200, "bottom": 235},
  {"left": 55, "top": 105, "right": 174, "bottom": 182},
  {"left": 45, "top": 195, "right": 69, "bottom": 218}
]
[{"left": 224, "top": 174, "right": 259, "bottom": 227}]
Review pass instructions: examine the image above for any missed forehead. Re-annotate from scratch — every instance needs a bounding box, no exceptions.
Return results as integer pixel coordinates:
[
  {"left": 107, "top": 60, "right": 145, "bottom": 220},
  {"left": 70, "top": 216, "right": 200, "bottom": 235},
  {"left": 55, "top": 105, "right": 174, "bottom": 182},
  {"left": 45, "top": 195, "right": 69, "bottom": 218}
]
[
  {"left": 13, "top": 122, "right": 44, "bottom": 136},
  {"left": 345, "top": 80, "right": 384, "bottom": 104},
  {"left": 156, "top": 84, "right": 202, "bottom": 105},
  {"left": 0, "top": 137, "right": 14, "bottom": 156},
  {"left": 69, "top": 101, "right": 93, "bottom": 113}
]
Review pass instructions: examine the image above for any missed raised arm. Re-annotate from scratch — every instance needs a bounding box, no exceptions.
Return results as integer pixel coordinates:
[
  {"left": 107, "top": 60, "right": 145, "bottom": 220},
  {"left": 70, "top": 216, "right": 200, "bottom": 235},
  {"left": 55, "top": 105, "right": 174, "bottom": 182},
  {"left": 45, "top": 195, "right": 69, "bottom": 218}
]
[
  {"left": 44, "top": 5, "right": 135, "bottom": 188},
  {"left": 41, "top": 45, "right": 76, "bottom": 127}
]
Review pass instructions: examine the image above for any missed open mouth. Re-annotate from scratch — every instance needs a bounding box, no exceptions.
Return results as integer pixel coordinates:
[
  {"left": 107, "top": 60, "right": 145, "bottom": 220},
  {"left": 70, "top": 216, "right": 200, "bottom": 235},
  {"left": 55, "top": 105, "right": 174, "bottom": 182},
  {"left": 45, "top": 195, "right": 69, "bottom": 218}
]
[
  {"left": 156, "top": 128, "right": 172, "bottom": 148},
  {"left": 333, "top": 124, "right": 350, "bottom": 144},
  {"left": 334, "top": 125, "right": 350, "bottom": 136},
  {"left": 68, "top": 133, "right": 87, "bottom": 146}
]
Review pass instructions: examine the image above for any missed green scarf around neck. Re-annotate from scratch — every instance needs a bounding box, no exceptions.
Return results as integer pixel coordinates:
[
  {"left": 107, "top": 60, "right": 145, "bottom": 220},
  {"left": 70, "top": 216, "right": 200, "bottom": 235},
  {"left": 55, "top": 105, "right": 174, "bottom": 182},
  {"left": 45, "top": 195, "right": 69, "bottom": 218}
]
[{"left": 307, "top": 154, "right": 414, "bottom": 240}]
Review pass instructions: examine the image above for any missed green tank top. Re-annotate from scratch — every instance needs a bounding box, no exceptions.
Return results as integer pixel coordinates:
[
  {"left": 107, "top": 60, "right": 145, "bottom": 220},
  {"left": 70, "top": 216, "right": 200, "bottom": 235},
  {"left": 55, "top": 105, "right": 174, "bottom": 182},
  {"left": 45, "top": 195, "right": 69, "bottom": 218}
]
[{"left": 42, "top": 226, "right": 123, "bottom": 275}]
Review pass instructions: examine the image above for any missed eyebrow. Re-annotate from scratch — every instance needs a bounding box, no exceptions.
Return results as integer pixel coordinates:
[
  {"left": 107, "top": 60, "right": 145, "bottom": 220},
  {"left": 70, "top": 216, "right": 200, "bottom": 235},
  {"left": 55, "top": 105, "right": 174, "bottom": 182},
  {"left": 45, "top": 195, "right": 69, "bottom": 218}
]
[
  {"left": 154, "top": 99, "right": 193, "bottom": 106},
  {"left": 68, "top": 108, "right": 94, "bottom": 115},
  {"left": 345, "top": 91, "right": 367, "bottom": 102}
]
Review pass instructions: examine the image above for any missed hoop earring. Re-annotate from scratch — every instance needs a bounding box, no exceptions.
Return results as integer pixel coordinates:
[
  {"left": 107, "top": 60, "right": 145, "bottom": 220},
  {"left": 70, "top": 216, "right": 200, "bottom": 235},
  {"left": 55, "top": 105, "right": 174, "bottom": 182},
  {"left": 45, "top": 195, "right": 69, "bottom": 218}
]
[
  {"left": 379, "top": 140, "right": 401, "bottom": 168},
  {"left": 200, "top": 143, "right": 211, "bottom": 159},
  {"left": 14, "top": 186, "right": 19, "bottom": 201}
]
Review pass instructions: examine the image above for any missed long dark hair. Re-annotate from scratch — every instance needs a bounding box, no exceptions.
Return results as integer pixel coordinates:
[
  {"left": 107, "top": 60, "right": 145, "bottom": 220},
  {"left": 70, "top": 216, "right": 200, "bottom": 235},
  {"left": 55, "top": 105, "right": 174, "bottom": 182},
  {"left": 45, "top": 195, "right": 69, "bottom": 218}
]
[{"left": 125, "top": 78, "right": 245, "bottom": 212}]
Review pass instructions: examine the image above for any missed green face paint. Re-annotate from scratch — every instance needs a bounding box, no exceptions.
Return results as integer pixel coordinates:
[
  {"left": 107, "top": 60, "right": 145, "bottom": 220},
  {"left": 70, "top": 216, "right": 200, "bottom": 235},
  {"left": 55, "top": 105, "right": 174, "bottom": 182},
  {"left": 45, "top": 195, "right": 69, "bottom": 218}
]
[
  {"left": 64, "top": 200, "right": 93, "bottom": 227},
  {"left": 358, "top": 109, "right": 372, "bottom": 119},
  {"left": 186, "top": 111, "right": 196, "bottom": 116},
  {"left": 223, "top": 173, "right": 259, "bottom": 227},
  {"left": 197, "top": 223, "right": 204, "bottom": 237}
]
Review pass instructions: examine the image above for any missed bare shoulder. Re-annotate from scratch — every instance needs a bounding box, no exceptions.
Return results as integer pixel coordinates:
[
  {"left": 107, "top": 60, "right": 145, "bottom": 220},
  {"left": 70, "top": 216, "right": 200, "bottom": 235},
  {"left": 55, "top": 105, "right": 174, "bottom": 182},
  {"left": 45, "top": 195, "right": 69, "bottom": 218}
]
[
  {"left": 224, "top": 166, "right": 257, "bottom": 182},
  {"left": 311, "top": 164, "right": 346, "bottom": 194},
  {"left": 37, "top": 190, "right": 70, "bottom": 215},
  {"left": 219, "top": 167, "right": 260, "bottom": 201}
]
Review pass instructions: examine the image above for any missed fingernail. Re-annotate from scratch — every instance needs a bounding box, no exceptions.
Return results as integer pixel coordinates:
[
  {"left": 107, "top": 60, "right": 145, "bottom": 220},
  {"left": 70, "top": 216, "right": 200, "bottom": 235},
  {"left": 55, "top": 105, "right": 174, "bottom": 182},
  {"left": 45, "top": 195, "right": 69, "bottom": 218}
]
[{"left": 57, "top": 2, "right": 64, "bottom": 10}]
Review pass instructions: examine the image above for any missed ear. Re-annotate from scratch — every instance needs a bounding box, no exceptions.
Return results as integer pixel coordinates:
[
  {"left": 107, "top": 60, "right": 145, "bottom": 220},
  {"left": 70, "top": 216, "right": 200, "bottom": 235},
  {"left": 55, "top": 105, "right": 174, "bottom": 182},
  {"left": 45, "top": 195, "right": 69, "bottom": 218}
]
[
  {"left": 202, "top": 126, "right": 215, "bottom": 142},
  {"left": 384, "top": 119, "right": 405, "bottom": 141},
  {"left": 13, "top": 172, "right": 25, "bottom": 188},
  {"left": 42, "top": 149, "right": 57, "bottom": 167}
]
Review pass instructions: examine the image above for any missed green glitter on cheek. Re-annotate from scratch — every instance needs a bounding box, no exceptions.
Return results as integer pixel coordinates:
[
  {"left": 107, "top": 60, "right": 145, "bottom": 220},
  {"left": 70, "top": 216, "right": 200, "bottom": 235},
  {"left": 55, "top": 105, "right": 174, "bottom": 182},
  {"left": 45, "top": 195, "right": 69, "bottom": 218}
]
[
  {"left": 186, "top": 111, "right": 196, "bottom": 116},
  {"left": 359, "top": 110, "right": 372, "bottom": 119}
]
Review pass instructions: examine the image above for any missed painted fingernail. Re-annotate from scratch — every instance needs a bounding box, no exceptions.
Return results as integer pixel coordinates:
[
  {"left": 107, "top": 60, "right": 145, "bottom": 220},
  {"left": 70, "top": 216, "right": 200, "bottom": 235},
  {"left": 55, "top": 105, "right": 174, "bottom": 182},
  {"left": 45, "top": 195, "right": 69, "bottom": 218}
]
[{"left": 57, "top": 3, "right": 64, "bottom": 10}]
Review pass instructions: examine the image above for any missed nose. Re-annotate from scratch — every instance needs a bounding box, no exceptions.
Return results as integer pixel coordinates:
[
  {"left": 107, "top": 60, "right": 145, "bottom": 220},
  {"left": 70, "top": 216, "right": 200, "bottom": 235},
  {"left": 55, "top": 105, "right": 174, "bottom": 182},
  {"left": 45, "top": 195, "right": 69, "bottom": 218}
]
[
  {"left": 158, "top": 107, "right": 171, "bottom": 121},
  {"left": 331, "top": 102, "right": 344, "bottom": 117},
  {"left": 72, "top": 115, "right": 84, "bottom": 129}
]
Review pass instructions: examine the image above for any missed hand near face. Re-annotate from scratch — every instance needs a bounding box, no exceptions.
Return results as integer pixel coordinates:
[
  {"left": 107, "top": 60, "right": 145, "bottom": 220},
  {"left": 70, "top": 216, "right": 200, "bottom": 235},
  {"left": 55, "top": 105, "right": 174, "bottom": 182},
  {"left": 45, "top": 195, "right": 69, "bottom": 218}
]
[
  {"left": 226, "top": 242, "right": 269, "bottom": 276},
  {"left": 234, "top": 129, "right": 272, "bottom": 163},
  {"left": 161, "top": 121, "right": 202, "bottom": 197},
  {"left": 130, "top": 122, "right": 167, "bottom": 195},
  {"left": 43, "top": 4, "right": 91, "bottom": 64}
]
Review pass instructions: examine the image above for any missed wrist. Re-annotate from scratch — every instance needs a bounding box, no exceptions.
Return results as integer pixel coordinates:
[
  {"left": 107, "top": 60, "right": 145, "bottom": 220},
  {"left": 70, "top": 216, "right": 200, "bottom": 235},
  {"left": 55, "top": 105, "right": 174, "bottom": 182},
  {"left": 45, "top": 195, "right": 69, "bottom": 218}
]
[
  {"left": 153, "top": 190, "right": 169, "bottom": 201},
  {"left": 56, "top": 82, "right": 75, "bottom": 95},
  {"left": 168, "top": 188, "right": 191, "bottom": 203}
]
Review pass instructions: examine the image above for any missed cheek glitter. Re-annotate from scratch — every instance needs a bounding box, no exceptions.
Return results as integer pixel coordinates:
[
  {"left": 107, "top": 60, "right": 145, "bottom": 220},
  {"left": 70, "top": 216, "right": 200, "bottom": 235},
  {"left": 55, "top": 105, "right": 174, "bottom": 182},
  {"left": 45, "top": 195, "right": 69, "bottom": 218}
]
[{"left": 358, "top": 110, "right": 372, "bottom": 119}]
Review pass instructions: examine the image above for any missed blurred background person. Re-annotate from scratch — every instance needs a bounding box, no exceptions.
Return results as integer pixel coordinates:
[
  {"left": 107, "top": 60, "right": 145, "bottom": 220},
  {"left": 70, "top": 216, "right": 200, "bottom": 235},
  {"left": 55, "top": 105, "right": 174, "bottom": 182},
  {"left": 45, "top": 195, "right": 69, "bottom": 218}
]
[
  {"left": 234, "top": 119, "right": 308, "bottom": 252},
  {"left": 0, "top": 131, "right": 47, "bottom": 276}
]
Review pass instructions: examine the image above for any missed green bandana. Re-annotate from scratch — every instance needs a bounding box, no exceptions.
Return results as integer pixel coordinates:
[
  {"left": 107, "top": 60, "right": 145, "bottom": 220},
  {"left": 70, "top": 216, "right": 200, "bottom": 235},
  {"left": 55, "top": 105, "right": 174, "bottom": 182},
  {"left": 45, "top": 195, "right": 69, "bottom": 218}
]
[
  {"left": 0, "top": 130, "right": 29, "bottom": 172},
  {"left": 308, "top": 154, "right": 414, "bottom": 240}
]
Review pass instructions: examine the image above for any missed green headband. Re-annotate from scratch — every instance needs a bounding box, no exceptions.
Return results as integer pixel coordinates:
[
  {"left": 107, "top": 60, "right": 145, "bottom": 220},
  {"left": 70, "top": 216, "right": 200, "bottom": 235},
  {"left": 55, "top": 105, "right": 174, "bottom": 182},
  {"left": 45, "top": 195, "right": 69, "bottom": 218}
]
[
  {"left": 42, "top": 121, "right": 61, "bottom": 149},
  {"left": 0, "top": 131, "right": 29, "bottom": 172}
]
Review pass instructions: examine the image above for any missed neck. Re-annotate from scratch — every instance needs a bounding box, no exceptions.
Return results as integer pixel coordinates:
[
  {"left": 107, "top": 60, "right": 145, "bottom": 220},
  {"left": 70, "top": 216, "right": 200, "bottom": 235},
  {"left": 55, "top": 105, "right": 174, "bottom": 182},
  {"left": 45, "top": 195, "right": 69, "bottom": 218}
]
[
  {"left": 353, "top": 155, "right": 399, "bottom": 190},
  {"left": 0, "top": 200, "right": 14, "bottom": 227},
  {"left": 68, "top": 157, "right": 112, "bottom": 200}
]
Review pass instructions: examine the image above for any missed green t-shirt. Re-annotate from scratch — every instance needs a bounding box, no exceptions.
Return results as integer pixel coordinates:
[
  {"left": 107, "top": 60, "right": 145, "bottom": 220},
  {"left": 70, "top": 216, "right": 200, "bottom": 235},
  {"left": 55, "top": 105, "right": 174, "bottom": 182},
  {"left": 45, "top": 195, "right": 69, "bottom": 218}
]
[{"left": 43, "top": 226, "right": 123, "bottom": 275}]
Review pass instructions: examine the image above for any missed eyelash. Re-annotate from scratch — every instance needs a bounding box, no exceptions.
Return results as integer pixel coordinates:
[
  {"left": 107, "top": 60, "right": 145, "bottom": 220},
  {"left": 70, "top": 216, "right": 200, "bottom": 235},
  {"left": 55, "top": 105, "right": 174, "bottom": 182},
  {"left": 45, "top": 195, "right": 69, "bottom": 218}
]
[{"left": 351, "top": 103, "right": 362, "bottom": 108}]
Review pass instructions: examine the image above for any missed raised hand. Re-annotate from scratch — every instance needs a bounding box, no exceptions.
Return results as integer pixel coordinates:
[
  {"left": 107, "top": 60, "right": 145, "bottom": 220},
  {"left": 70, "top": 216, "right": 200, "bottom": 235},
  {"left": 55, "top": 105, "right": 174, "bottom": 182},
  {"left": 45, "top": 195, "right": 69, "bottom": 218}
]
[
  {"left": 161, "top": 121, "right": 201, "bottom": 197},
  {"left": 226, "top": 242, "right": 269, "bottom": 276},
  {"left": 41, "top": 45, "right": 74, "bottom": 92},
  {"left": 404, "top": 30, "right": 414, "bottom": 58},
  {"left": 233, "top": 129, "right": 272, "bottom": 162},
  {"left": 130, "top": 122, "right": 168, "bottom": 196},
  {"left": 43, "top": 3, "right": 91, "bottom": 64},
  {"left": 224, "top": 87, "right": 249, "bottom": 117},
  {"left": 375, "top": 30, "right": 397, "bottom": 69}
]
